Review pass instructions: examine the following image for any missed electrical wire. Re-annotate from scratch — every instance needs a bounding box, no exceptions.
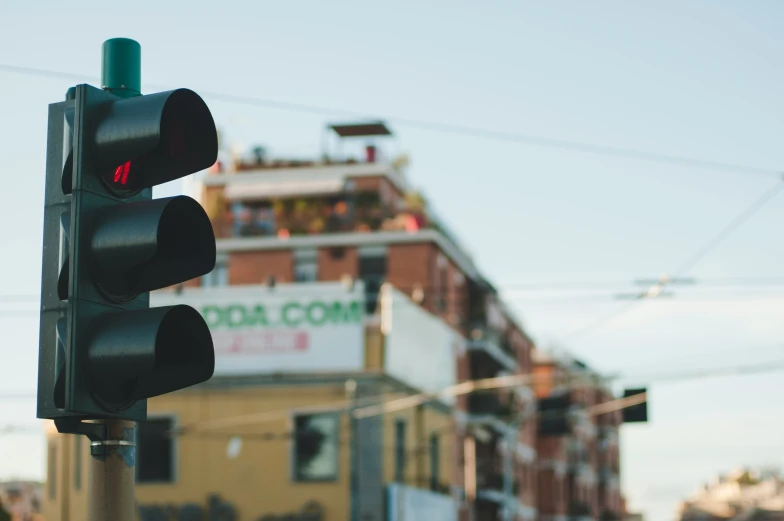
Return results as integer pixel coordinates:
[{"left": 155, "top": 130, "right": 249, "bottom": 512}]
[
  {"left": 5, "top": 275, "right": 784, "bottom": 313},
  {"left": 562, "top": 179, "right": 784, "bottom": 340},
  {"left": 5, "top": 275, "right": 784, "bottom": 304},
  {"left": 27, "top": 359, "right": 784, "bottom": 446},
  {"left": 0, "top": 63, "right": 780, "bottom": 179},
  {"left": 673, "top": 182, "right": 784, "bottom": 275},
  {"left": 168, "top": 355, "right": 784, "bottom": 433}
]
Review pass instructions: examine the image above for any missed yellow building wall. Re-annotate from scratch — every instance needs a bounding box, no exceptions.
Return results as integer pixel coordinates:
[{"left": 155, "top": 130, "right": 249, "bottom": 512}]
[
  {"left": 381, "top": 395, "right": 455, "bottom": 491},
  {"left": 140, "top": 384, "right": 351, "bottom": 521},
  {"left": 41, "top": 424, "right": 90, "bottom": 521},
  {"left": 41, "top": 381, "right": 457, "bottom": 521}
]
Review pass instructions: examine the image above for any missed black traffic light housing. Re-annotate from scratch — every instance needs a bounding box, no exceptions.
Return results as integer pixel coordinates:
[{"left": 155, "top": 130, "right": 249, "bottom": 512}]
[
  {"left": 622, "top": 388, "right": 649, "bottom": 423},
  {"left": 37, "top": 84, "right": 218, "bottom": 422}
]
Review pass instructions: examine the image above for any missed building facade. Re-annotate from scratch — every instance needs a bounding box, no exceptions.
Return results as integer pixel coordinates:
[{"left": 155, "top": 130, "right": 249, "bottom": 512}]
[
  {"left": 533, "top": 351, "right": 624, "bottom": 521},
  {"left": 40, "top": 122, "right": 627, "bottom": 521},
  {"left": 0, "top": 481, "right": 43, "bottom": 521},
  {"left": 677, "top": 468, "right": 784, "bottom": 521}
]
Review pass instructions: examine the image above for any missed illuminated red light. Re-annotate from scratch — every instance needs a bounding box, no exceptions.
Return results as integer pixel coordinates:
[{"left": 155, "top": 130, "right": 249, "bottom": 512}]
[{"left": 113, "top": 161, "right": 132, "bottom": 185}]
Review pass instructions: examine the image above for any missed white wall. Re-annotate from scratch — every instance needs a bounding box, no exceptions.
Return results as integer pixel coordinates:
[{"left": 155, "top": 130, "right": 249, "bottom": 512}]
[
  {"left": 387, "top": 483, "right": 458, "bottom": 521},
  {"left": 152, "top": 282, "right": 365, "bottom": 376},
  {"left": 380, "top": 285, "right": 461, "bottom": 401}
]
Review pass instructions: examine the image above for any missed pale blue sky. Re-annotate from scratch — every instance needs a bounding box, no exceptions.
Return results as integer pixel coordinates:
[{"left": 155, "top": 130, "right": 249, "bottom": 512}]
[{"left": 2, "top": 2, "right": 784, "bottom": 520}]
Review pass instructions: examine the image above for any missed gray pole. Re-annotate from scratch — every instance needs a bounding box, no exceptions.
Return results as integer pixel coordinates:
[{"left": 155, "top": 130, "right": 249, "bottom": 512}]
[
  {"left": 88, "top": 420, "right": 136, "bottom": 521},
  {"left": 88, "top": 38, "right": 143, "bottom": 521},
  {"left": 502, "top": 425, "right": 514, "bottom": 521},
  {"left": 347, "top": 379, "right": 359, "bottom": 521}
]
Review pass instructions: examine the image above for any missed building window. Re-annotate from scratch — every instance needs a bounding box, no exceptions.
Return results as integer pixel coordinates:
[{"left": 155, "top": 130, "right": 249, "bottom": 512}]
[
  {"left": 435, "top": 254, "right": 448, "bottom": 312},
  {"left": 294, "top": 248, "right": 318, "bottom": 283},
  {"left": 231, "top": 202, "right": 277, "bottom": 237},
  {"left": 394, "top": 419, "right": 406, "bottom": 482},
  {"left": 201, "top": 259, "right": 228, "bottom": 287},
  {"left": 47, "top": 444, "right": 56, "bottom": 499},
  {"left": 137, "top": 417, "right": 175, "bottom": 484},
  {"left": 429, "top": 433, "right": 440, "bottom": 491},
  {"left": 359, "top": 247, "right": 387, "bottom": 314},
  {"left": 293, "top": 413, "right": 339, "bottom": 482},
  {"left": 74, "top": 436, "right": 82, "bottom": 491}
]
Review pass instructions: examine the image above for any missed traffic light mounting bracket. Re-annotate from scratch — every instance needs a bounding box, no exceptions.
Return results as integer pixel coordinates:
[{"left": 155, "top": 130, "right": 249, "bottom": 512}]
[{"left": 54, "top": 418, "right": 107, "bottom": 445}]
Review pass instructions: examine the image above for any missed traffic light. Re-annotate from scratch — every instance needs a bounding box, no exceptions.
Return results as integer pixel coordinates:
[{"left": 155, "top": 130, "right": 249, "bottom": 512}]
[
  {"left": 37, "top": 83, "right": 218, "bottom": 421},
  {"left": 621, "top": 388, "right": 649, "bottom": 423}
]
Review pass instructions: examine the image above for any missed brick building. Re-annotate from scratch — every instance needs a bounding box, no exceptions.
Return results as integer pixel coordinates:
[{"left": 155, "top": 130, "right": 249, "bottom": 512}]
[
  {"left": 533, "top": 351, "right": 624, "bottom": 521},
  {"left": 41, "top": 121, "right": 632, "bottom": 521},
  {"left": 42, "top": 121, "right": 542, "bottom": 521}
]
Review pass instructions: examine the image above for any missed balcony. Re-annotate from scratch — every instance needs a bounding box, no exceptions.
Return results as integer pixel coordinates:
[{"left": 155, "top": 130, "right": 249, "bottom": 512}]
[
  {"left": 207, "top": 187, "right": 479, "bottom": 282},
  {"left": 598, "top": 424, "right": 618, "bottom": 444},
  {"left": 475, "top": 497, "right": 501, "bottom": 520},
  {"left": 598, "top": 466, "right": 619, "bottom": 488},
  {"left": 212, "top": 192, "right": 414, "bottom": 239},
  {"left": 206, "top": 180, "right": 469, "bottom": 255},
  {"left": 567, "top": 440, "right": 595, "bottom": 481},
  {"left": 232, "top": 155, "right": 376, "bottom": 172},
  {"left": 476, "top": 465, "right": 504, "bottom": 492},
  {"left": 467, "top": 324, "right": 518, "bottom": 372},
  {"left": 468, "top": 393, "right": 516, "bottom": 421},
  {"left": 475, "top": 453, "right": 521, "bottom": 499},
  {"left": 569, "top": 500, "right": 593, "bottom": 518}
]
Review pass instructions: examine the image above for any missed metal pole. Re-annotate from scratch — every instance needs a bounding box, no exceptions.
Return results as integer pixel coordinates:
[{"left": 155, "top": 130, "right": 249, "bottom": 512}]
[
  {"left": 347, "top": 379, "right": 359, "bottom": 521},
  {"left": 88, "top": 38, "right": 142, "bottom": 521},
  {"left": 502, "top": 425, "right": 514, "bottom": 521},
  {"left": 88, "top": 420, "right": 136, "bottom": 521},
  {"left": 463, "top": 436, "right": 476, "bottom": 521}
]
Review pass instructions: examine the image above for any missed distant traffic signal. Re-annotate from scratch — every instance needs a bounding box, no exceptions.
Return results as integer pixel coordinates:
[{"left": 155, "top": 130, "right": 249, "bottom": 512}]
[
  {"left": 622, "top": 388, "right": 649, "bottom": 423},
  {"left": 37, "top": 84, "right": 218, "bottom": 421}
]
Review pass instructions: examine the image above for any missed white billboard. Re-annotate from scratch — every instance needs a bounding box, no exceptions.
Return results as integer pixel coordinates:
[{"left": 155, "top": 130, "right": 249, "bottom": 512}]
[
  {"left": 387, "top": 484, "right": 457, "bottom": 521},
  {"left": 380, "top": 285, "right": 460, "bottom": 401},
  {"left": 151, "top": 282, "right": 365, "bottom": 376}
]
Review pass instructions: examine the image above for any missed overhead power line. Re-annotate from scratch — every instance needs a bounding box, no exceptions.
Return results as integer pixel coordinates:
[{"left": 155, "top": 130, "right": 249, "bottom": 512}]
[
  {"left": 499, "top": 276, "right": 784, "bottom": 291},
  {"left": 165, "top": 354, "right": 784, "bottom": 433},
  {"left": 0, "top": 63, "right": 781, "bottom": 179},
  {"left": 4, "top": 275, "right": 784, "bottom": 306},
  {"left": 673, "top": 182, "right": 784, "bottom": 274},
  {"left": 563, "top": 179, "right": 784, "bottom": 340},
  {"left": 20, "top": 357, "right": 784, "bottom": 441}
]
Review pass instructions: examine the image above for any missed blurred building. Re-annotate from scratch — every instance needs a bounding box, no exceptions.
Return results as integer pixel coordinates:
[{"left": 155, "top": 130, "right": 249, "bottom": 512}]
[
  {"left": 41, "top": 122, "right": 540, "bottom": 521},
  {"left": 0, "top": 481, "right": 43, "bottom": 521},
  {"left": 532, "top": 351, "right": 625, "bottom": 521},
  {"left": 677, "top": 468, "right": 784, "bottom": 521}
]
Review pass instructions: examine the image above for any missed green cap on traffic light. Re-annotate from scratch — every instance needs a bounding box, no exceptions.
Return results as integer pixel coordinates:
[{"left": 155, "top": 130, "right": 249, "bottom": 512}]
[{"left": 101, "top": 38, "right": 141, "bottom": 98}]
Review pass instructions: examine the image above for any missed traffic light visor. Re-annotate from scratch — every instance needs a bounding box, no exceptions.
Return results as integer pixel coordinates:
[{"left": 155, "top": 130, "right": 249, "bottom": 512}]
[
  {"left": 88, "top": 305, "right": 215, "bottom": 408},
  {"left": 92, "top": 89, "right": 218, "bottom": 192},
  {"left": 90, "top": 195, "right": 216, "bottom": 299}
]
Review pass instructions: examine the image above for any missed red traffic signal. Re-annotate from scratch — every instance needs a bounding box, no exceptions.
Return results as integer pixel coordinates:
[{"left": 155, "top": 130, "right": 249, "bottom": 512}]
[{"left": 91, "top": 89, "right": 218, "bottom": 194}]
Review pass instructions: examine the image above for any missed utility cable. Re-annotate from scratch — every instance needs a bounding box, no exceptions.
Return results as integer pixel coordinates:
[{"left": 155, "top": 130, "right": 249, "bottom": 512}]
[
  {"left": 171, "top": 355, "right": 784, "bottom": 433},
  {"left": 562, "top": 179, "right": 784, "bottom": 340},
  {"left": 0, "top": 63, "right": 780, "bottom": 179}
]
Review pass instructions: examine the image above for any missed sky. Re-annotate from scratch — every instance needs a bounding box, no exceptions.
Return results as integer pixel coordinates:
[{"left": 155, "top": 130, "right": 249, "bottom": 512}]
[{"left": 1, "top": 1, "right": 784, "bottom": 520}]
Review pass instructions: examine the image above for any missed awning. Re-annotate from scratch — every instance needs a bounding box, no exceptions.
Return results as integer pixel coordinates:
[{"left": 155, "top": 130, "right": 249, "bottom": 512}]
[
  {"left": 224, "top": 178, "right": 346, "bottom": 200},
  {"left": 329, "top": 121, "right": 392, "bottom": 138}
]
